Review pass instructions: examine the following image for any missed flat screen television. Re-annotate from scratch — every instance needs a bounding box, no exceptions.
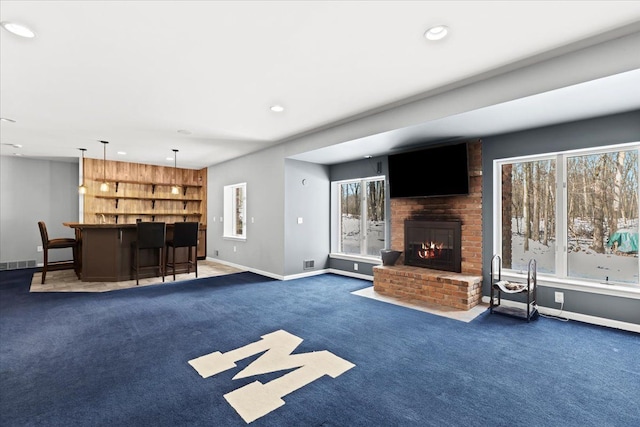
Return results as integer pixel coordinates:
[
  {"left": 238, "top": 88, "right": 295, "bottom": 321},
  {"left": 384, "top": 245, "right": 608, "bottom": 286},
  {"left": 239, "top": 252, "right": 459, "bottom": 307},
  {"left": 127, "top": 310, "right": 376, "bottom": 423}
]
[{"left": 388, "top": 142, "right": 469, "bottom": 198}]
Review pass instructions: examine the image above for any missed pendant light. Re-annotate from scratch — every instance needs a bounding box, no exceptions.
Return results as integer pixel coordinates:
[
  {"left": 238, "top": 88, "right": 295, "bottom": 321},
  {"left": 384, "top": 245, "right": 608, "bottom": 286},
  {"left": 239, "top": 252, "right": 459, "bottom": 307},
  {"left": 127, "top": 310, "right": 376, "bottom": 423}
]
[
  {"left": 99, "top": 141, "right": 109, "bottom": 192},
  {"left": 171, "top": 149, "right": 180, "bottom": 195},
  {"left": 78, "top": 148, "right": 88, "bottom": 194}
]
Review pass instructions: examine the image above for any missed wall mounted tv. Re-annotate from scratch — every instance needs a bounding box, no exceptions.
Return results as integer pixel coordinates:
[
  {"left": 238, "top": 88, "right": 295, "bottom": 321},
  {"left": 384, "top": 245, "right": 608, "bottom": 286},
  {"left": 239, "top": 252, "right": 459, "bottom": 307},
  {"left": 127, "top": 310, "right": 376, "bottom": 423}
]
[{"left": 388, "top": 142, "right": 469, "bottom": 198}]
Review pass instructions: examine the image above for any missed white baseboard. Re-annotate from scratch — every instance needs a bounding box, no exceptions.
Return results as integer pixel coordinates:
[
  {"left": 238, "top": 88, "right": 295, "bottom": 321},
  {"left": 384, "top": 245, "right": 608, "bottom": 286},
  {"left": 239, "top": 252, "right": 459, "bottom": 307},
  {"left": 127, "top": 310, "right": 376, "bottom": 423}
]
[
  {"left": 283, "top": 269, "right": 330, "bottom": 281},
  {"left": 206, "top": 257, "right": 284, "bottom": 280},
  {"left": 328, "top": 269, "right": 373, "bottom": 281},
  {"left": 481, "top": 296, "right": 640, "bottom": 333},
  {"left": 206, "top": 257, "right": 332, "bottom": 281}
]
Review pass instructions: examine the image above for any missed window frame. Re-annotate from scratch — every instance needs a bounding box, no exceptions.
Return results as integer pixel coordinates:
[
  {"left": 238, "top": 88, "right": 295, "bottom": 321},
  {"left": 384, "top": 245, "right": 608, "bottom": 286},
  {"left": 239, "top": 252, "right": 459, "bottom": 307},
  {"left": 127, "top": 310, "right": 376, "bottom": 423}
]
[
  {"left": 223, "top": 182, "right": 247, "bottom": 240},
  {"left": 493, "top": 142, "right": 640, "bottom": 295},
  {"left": 331, "top": 175, "right": 386, "bottom": 259}
]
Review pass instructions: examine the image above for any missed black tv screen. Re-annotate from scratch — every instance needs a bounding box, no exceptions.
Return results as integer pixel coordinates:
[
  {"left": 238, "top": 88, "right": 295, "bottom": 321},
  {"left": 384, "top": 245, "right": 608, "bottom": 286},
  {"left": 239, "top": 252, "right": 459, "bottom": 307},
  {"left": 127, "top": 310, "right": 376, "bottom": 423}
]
[{"left": 388, "top": 142, "right": 469, "bottom": 198}]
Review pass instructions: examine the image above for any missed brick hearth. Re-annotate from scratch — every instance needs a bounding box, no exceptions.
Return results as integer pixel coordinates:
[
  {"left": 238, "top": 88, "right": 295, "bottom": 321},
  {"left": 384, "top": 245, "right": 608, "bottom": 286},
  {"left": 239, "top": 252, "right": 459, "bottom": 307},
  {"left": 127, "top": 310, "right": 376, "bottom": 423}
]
[{"left": 373, "top": 265, "right": 482, "bottom": 310}]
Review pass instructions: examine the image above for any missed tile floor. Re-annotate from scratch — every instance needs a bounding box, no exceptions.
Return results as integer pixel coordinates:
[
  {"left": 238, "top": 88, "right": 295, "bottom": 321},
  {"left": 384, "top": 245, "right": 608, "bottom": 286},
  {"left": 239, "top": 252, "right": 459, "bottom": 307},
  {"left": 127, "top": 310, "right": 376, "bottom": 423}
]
[
  {"left": 351, "top": 286, "right": 488, "bottom": 322},
  {"left": 30, "top": 260, "right": 244, "bottom": 293}
]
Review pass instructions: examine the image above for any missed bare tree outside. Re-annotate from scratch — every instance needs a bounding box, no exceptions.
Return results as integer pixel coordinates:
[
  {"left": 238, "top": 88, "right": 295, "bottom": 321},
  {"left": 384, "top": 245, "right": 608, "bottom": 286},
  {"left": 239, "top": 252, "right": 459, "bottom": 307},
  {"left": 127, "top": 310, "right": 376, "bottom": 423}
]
[
  {"left": 339, "top": 179, "right": 385, "bottom": 256},
  {"left": 501, "top": 148, "right": 638, "bottom": 284}
]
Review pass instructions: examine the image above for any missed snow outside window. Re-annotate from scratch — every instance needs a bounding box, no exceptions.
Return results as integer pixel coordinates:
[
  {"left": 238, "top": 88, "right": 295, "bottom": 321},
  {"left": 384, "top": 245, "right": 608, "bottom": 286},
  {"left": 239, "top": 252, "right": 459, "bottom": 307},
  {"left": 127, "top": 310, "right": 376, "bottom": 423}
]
[
  {"left": 223, "top": 183, "right": 246, "bottom": 240},
  {"left": 336, "top": 177, "right": 385, "bottom": 257},
  {"left": 495, "top": 144, "right": 639, "bottom": 286}
]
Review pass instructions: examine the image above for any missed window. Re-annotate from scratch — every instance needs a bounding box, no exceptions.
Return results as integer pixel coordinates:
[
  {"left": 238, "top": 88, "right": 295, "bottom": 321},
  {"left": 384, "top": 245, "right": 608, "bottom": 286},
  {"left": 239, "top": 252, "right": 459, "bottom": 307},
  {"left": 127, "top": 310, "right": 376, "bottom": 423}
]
[
  {"left": 334, "top": 177, "right": 385, "bottom": 257},
  {"left": 223, "top": 183, "right": 246, "bottom": 239},
  {"left": 495, "top": 144, "right": 639, "bottom": 286}
]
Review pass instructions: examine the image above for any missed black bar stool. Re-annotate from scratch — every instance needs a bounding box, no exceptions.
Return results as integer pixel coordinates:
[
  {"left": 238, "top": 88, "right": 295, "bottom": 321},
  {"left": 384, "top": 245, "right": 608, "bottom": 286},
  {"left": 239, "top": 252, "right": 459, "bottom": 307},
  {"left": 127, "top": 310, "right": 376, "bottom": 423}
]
[
  {"left": 166, "top": 222, "right": 199, "bottom": 280},
  {"left": 133, "top": 222, "right": 166, "bottom": 285},
  {"left": 37, "top": 221, "right": 79, "bottom": 284}
]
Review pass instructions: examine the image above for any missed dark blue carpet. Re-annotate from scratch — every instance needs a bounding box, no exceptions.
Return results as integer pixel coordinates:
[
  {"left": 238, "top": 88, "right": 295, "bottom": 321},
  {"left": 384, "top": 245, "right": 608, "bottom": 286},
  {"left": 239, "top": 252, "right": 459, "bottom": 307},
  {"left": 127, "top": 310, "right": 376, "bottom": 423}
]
[{"left": 1, "top": 269, "right": 638, "bottom": 426}]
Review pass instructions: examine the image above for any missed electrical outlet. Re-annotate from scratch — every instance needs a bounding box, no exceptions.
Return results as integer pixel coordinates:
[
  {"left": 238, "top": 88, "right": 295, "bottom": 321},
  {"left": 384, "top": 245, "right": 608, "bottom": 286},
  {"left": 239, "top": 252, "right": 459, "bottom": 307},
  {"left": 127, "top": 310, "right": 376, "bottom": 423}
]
[
  {"left": 354, "top": 263, "right": 358, "bottom": 271},
  {"left": 36, "top": 245, "right": 43, "bottom": 252},
  {"left": 233, "top": 246, "right": 237, "bottom": 253},
  {"left": 554, "top": 291, "right": 564, "bottom": 304}
]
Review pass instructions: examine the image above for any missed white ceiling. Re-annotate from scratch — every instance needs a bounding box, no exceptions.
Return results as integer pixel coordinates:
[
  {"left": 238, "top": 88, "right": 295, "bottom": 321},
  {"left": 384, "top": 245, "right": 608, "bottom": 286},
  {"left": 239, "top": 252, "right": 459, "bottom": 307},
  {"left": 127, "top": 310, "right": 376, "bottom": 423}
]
[{"left": 1, "top": 1, "right": 640, "bottom": 169}]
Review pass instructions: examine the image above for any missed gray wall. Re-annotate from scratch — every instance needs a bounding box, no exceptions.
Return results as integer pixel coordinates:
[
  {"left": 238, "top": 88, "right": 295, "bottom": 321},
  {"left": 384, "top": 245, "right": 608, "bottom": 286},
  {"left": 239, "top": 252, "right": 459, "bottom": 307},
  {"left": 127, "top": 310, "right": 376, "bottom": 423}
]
[
  {"left": 482, "top": 110, "right": 640, "bottom": 324},
  {"left": 207, "top": 146, "right": 286, "bottom": 277},
  {"left": 0, "top": 156, "right": 79, "bottom": 267},
  {"left": 284, "top": 159, "right": 330, "bottom": 276}
]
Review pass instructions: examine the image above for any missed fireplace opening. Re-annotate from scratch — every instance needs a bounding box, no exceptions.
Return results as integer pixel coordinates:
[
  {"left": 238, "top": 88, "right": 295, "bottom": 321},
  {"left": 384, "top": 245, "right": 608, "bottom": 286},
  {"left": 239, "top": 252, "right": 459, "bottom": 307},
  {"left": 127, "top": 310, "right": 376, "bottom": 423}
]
[{"left": 405, "top": 220, "right": 462, "bottom": 273}]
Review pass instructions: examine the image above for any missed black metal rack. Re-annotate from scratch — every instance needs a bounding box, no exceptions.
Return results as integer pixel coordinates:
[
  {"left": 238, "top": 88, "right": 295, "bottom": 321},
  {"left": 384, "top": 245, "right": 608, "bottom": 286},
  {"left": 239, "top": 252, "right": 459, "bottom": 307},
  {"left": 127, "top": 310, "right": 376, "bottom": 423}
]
[{"left": 490, "top": 255, "right": 538, "bottom": 322}]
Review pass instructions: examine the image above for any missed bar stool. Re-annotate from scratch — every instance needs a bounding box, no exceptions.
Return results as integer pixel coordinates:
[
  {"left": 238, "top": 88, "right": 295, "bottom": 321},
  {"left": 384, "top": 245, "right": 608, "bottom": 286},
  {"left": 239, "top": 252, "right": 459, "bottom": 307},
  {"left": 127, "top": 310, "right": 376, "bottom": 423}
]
[
  {"left": 132, "top": 222, "right": 166, "bottom": 285},
  {"left": 165, "top": 222, "right": 199, "bottom": 280},
  {"left": 37, "top": 221, "right": 79, "bottom": 284}
]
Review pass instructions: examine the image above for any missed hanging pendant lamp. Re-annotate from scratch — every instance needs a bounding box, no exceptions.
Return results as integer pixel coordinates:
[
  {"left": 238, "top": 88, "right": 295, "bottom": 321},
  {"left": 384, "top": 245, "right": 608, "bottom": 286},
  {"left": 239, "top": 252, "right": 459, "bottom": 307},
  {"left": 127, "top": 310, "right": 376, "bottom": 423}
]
[
  {"left": 171, "top": 149, "right": 180, "bottom": 195},
  {"left": 99, "top": 141, "right": 109, "bottom": 192},
  {"left": 78, "top": 148, "right": 88, "bottom": 194}
]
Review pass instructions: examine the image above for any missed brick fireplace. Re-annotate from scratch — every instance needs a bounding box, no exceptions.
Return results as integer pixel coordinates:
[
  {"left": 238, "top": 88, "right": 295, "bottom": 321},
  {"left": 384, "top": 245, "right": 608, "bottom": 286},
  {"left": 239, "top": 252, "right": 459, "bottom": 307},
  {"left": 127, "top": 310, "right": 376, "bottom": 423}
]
[{"left": 373, "top": 139, "right": 483, "bottom": 310}]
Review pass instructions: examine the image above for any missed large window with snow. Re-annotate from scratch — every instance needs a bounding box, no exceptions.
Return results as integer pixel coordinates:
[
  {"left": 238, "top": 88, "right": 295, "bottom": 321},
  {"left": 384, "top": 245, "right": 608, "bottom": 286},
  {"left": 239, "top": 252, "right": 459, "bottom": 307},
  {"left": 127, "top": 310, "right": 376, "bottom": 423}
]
[
  {"left": 336, "top": 177, "right": 385, "bottom": 257},
  {"left": 495, "top": 144, "right": 639, "bottom": 286}
]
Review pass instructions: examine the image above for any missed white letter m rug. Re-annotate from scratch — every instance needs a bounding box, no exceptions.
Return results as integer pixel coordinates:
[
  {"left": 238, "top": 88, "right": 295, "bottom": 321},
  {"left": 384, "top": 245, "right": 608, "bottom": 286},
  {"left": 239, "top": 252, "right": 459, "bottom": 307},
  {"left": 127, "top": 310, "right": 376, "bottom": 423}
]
[{"left": 188, "top": 330, "right": 355, "bottom": 423}]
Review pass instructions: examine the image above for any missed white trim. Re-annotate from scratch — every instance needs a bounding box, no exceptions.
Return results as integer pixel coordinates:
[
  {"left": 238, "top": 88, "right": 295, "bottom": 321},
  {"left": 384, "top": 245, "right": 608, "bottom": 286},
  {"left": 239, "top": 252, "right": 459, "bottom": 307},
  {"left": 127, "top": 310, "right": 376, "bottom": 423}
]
[
  {"left": 500, "top": 270, "right": 640, "bottom": 299},
  {"left": 492, "top": 159, "right": 502, "bottom": 261},
  {"left": 223, "top": 182, "right": 247, "bottom": 240},
  {"left": 481, "top": 296, "right": 640, "bottom": 333},
  {"left": 206, "top": 257, "right": 331, "bottom": 281},
  {"left": 328, "top": 268, "right": 373, "bottom": 281},
  {"left": 283, "top": 269, "right": 330, "bottom": 281},
  {"left": 493, "top": 142, "right": 638, "bottom": 165},
  {"left": 206, "top": 257, "right": 283, "bottom": 280},
  {"left": 332, "top": 176, "right": 386, "bottom": 257},
  {"left": 329, "top": 252, "right": 380, "bottom": 264}
]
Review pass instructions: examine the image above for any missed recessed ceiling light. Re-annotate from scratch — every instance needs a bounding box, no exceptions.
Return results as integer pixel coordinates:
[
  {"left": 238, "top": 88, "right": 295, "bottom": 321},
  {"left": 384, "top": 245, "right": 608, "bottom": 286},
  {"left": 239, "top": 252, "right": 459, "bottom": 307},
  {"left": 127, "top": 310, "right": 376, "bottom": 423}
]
[
  {"left": 117, "top": 151, "right": 126, "bottom": 155},
  {"left": 364, "top": 155, "right": 373, "bottom": 159},
  {"left": 270, "top": 105, "right": 285, "bottom": 113},
  {"left": 177, "top": 129, "right": 192, "bottom": 135},
  {"left": 12, "top": 144, "right": 23, "bottom": 148},
  {"left": 425, "top": 25, "right": 449, "bottom": 41},
  {"left": 14, "top": 153, "right": 23, "bottom": 156},
  {"left": 1, "top": 21, "right": 36, "bottom": 38},
  {"left": 0, "top": 117, "right": 16, "bottom": 123}
]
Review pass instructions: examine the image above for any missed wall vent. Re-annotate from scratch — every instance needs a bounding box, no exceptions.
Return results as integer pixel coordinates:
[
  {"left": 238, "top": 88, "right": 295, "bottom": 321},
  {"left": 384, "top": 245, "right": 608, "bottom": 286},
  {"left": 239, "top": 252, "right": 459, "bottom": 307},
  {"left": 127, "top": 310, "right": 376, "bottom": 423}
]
[{"left": 303, "top": 260, "right": 315, "bottom": 270}]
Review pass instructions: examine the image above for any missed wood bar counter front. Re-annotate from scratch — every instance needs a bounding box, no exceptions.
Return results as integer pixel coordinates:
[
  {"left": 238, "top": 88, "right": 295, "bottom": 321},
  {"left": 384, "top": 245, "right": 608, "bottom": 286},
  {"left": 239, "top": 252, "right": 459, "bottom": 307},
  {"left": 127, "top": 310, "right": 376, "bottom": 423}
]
[{"left": 64, "top": 223, "right": 205, "bottom": 282}]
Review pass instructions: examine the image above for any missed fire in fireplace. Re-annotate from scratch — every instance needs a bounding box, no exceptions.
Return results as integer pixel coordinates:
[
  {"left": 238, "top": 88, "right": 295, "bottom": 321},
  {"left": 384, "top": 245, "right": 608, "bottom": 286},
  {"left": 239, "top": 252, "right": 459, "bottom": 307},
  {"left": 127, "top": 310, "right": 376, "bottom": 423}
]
[{"left": 405, "top": 220, "right": 462, "bottom": 273}]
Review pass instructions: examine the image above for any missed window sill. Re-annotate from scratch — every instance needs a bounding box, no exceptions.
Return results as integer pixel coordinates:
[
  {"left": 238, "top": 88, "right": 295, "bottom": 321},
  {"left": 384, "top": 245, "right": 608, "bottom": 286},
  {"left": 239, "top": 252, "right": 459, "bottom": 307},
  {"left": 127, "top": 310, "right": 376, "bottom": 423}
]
[
  {"left": 330, "top": 253, "right": 381, "bottom": 264},
  {"left": 501, "top": 271, "right": 640, "bottom": 300},
  {"left": 223, "top": 236, "right": 246, "bottom": 242}
]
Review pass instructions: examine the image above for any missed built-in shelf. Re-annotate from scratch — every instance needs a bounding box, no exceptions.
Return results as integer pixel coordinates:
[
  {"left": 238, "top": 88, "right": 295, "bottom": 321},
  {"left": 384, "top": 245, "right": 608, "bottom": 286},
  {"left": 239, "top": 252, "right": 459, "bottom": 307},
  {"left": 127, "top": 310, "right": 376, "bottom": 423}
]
[
  {"left": 95, "top": 212, "right": 202, "bottom": 224},
  {"left": 83, "top": 158, "right": 207, "bottom": 226},
  {"left": 95, "top": 195, "right": 201, "bottom": 209},
  {"left": 95, "top": 195, "right": 201, "bottom": 201}
]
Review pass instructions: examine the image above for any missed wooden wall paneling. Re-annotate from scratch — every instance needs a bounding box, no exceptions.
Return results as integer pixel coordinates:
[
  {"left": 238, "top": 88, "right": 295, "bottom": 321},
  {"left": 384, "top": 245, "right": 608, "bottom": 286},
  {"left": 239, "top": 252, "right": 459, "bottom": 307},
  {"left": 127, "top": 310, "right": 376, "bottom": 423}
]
[{"left": 81, "top": 158, "right": 207, "bottom": 226}]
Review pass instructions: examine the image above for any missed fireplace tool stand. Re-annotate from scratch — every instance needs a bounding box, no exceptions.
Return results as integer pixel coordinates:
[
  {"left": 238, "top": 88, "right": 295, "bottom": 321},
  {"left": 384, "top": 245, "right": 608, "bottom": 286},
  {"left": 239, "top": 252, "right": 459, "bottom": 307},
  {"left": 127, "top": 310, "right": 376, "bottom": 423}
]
[{"left": 490, "top": 254, "right": 538, "bottom": 322}]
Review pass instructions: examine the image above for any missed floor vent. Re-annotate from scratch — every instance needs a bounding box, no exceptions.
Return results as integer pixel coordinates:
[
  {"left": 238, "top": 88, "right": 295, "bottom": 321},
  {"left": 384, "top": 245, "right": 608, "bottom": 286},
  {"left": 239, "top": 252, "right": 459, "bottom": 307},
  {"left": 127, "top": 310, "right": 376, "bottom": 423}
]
[
  {"left": 0, "top": 260, "right": 36, "bottom": 270},
  {"left": 303, "top": 260, "right": 315, "bottom": 270}
]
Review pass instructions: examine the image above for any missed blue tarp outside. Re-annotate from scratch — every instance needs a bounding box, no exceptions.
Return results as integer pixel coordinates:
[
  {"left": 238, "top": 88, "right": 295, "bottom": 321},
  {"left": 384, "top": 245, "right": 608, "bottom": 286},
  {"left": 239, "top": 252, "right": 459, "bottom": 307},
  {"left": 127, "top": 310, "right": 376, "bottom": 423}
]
[{"left": 607, "top": 229, "right": 639, "bottom": 253}]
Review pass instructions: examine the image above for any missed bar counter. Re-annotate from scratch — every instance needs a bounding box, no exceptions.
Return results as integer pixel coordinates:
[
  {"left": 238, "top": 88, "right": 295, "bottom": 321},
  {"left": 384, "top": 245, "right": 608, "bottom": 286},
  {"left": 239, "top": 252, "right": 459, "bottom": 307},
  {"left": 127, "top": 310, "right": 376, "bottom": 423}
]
[{"left": 64, "top": 222, "right": 206, "bottom": 282}]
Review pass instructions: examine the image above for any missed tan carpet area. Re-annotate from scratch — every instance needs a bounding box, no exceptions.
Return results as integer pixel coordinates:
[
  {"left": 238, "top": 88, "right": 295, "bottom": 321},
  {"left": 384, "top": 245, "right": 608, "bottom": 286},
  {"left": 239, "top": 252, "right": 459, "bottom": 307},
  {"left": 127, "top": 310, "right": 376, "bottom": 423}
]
[{"left": 31, "top": 260, "right": 244, "bottom": 293}]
